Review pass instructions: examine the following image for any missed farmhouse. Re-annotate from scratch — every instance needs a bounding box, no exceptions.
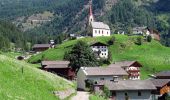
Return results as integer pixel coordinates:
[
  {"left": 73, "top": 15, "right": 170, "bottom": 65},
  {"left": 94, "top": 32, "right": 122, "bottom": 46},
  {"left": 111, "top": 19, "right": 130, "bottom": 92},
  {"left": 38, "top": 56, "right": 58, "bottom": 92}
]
[
  {"left": 32, "top": 44, "right": 51, "bottom": 52},
  {"left": 148, "top": 29, "right": 161, "bottom": 41},
  {"left": 109, "top": 61, "right": 142, "bottom": 80},
  {"left": 94, "top": 80, "right": 156, "bottom": 100},
  {"left": 132, "top": 26, "right": 150, "bottom": 35},
  {"left": 90, "top": 42, "right": 108, "bottom": 59},
  {"left": 88, "top": 0, "right": 110, "bottom": 37},
  {"left": 151, "top": 79, "right": 170, "bottom": 100},
  {"left": 41, "top": 61, "right": 75, "bottom": 80},
  {"left": 77, "top": 67, "right": 128, "bottom": 90}
]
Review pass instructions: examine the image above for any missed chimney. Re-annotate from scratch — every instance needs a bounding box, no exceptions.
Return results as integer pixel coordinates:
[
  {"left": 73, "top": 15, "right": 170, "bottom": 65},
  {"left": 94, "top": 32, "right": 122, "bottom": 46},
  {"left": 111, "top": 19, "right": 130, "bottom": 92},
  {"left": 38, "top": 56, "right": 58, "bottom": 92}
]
[
  {"left": 50, "top": 40, "right": 55, "bottom": 48},
  {"left": 112, "top": 76, "right": 118, "bottom": 83}
]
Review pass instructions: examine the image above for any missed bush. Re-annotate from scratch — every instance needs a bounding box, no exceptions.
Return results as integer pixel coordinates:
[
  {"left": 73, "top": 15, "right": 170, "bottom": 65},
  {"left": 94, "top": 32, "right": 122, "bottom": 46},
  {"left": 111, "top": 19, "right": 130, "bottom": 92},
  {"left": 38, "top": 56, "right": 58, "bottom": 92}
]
[
  {"left": 103, "top": 86, "right": 111, "bottom": 99},
  {"left": 108, "top": 36, "right": 115, "bottom": 45},
  {"left": 135, "top": 36, "right": 142, "bottom": 45},
  {"left": 147, "top": 35, "right": 152, "bottom": 42}
]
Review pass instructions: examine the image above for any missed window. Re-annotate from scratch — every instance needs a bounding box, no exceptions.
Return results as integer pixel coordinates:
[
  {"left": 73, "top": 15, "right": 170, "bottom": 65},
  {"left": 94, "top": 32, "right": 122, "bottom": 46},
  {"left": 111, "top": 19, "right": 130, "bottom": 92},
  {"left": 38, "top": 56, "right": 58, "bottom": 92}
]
[
  {"left": 99, "top": 30, "right": 100, "bottom": 34},
  {"left": 102, "top": 30, "right": 103, "bottom": 34},
  {"left": 95, "top": 30, "right": 97, "bottom": 33},
  {"left": 125, "top": 93, "right": 129, "bottom": 100},
  {"left": 100, "top": 78, "right": 104, "bottom": 80},
  {"left": 138, "top": 91, "right": 141, "bottom": 96}
]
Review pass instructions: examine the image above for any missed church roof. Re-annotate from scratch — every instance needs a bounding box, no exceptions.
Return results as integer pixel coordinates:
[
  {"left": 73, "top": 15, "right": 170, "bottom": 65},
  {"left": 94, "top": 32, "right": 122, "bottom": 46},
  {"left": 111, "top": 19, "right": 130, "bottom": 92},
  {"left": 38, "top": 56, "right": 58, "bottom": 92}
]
[{"left": 91, "top": 22, "right": 110, "bottom": 30}]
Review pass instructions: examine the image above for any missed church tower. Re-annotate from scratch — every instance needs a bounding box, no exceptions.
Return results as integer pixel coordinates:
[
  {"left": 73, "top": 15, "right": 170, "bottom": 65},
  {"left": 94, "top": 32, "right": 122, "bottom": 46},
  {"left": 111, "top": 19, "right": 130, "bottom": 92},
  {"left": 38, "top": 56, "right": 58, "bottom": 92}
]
[{"left": 89, "top": 0, "right": 94, "bottom": 25}]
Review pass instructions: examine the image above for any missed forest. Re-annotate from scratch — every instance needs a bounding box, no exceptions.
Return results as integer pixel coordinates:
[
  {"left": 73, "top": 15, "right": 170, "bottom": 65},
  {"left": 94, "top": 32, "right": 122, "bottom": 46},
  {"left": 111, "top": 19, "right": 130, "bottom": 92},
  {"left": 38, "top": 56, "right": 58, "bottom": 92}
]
[{"left": 0, "top": 0, "right": 170, "bottom": 51}]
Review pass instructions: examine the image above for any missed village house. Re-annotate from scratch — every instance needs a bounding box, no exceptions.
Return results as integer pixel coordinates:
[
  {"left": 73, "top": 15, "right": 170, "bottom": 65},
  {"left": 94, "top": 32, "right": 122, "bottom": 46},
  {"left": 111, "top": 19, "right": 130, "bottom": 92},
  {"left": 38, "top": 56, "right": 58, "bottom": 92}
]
[
  {"left": 109, "top": 61, "right": 142, "bottom": 80},
  {"left": 77, "top": 67, "right": 128, "bottom": 90},
  {"left": 41, "top": 61, "right": 75, "bottom": 80},
  {"left": 90, "top": 42, "right": 108, "bottom": 59},
  {"left": 132, "top": 26, "right": 150, "bottom": 36},
  {"left": 150, "top": 79, "right": 170, "bottom": 100},
  {"left": 93, "top": 80, "right": 156, "bottom": 100},
  {"left": 88, "top": 0, "right": 111, "bottom": 37},
  {"left": 148, "top": 29, "right": 161, "bottom": 41}
]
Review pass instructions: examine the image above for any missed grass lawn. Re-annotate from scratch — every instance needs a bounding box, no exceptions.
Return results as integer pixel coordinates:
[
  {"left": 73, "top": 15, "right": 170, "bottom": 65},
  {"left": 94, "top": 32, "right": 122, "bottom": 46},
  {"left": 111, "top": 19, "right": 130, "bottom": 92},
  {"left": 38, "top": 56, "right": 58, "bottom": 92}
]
[
  {"left": 0, "top": 54, "right": 75, "bottom": 100},
  {"left": 28, "top": 35, "right": 170, "bottom": 79},
  {"left": 89, "top": 94, "right": 107, "bottom": 100}
]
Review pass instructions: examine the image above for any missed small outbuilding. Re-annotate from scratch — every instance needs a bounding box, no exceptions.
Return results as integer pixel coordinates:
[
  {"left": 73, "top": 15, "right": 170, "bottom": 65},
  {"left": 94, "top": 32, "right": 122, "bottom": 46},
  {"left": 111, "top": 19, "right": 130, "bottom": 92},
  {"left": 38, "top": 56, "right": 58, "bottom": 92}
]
[
  {"left": 32, "top": 44, "right": 51, "bottom": 52},
  {"left": 155, "top": 71, "right": 170, "bottom": 79},
  {"left": 41, "top": 61, "right": 75, "bottom": 80}
]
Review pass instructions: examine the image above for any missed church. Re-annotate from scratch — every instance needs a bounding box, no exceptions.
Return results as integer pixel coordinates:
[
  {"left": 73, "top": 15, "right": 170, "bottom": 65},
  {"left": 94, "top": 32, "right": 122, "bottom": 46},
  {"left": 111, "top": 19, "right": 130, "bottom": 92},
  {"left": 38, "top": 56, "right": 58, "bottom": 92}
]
[{"left": 88, "top": 0, "right": 111, "bottom": 37}]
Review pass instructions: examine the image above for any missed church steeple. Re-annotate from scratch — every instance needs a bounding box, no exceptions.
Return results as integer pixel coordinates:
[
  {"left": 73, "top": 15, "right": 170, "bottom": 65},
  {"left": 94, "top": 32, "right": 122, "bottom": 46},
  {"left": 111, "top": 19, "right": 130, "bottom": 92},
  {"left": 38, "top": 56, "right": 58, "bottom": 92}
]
[{"left": 89, "top": 0, "right": 94, "bottom": 25}]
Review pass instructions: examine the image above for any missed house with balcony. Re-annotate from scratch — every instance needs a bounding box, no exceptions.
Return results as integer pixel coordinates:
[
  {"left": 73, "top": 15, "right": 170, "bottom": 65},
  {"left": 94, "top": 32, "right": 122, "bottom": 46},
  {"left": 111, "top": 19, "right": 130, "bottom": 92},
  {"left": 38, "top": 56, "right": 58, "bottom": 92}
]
[
  {"left": 90, "top": 42, "right": 108, "bottom": 59},
  {"left": 109, "top": 61, "right": 142, "bottom": 80}
]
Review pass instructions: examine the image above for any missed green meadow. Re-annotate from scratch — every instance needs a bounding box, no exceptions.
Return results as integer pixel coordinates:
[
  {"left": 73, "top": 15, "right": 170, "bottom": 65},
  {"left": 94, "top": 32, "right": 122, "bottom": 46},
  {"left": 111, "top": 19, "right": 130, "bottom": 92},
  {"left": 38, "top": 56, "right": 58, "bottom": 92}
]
[
  {"left": 0, "top": 54, "right": 75, "bottom": 100},
  {"left": 29, "top": 35, "right": 170, "bottom": 79}
]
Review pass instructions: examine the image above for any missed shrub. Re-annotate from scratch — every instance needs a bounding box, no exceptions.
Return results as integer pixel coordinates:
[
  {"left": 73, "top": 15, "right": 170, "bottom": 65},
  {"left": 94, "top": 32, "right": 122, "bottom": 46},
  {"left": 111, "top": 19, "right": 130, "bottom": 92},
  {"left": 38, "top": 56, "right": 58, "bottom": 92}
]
[
  {"left": 108, "top": 36, "right": 115, "bottom": 45},
  {"left": 147, "top": 35, "right": 152, "bottom": 42},
  {"left": 135, "top": 36, "right": 142, "bottom": 45}
]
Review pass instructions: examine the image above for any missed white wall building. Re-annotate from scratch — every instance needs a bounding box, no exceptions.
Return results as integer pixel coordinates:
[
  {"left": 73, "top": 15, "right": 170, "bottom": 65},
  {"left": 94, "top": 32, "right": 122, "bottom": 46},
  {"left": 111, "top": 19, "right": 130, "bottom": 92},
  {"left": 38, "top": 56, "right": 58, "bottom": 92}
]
[
  {"left": 90, "top": 42, "right": 108, "bottom": 59},
  {"left": 88, "top": 0, "right": 111, "bottom": 37},
  {"left": 77, "top": 67, "right": 128, "bottom": 90},
  {"left": 91, "top": 22, "right": 111, "bottom": 37}
]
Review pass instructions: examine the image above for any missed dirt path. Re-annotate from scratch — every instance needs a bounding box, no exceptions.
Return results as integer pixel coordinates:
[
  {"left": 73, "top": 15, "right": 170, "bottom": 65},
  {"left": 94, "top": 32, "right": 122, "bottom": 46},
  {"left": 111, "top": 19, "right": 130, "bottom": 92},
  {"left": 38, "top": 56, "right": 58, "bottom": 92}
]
[{"left": 71, "top": 91, "right": 89, "bottom": 100}]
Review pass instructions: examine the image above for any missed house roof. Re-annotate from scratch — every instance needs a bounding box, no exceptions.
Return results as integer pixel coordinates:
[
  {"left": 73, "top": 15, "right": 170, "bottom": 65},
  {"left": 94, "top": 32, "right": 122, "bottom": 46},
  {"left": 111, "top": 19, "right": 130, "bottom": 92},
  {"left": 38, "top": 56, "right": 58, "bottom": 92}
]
[
  {"left": 80, "top": 67, "right": 128, "bottom": 76},
  {"left": 132, "top": 27, "right": 147, "bottom": 31},
  {"left": 103, "top": 80, "right": 156, "bottom": 91},
  {"left": 91, "top": 22, "right": 110, "bottom": 30},
  {"left": 90, "top": 42, "right": 108, "bottom": 46},
  {"left": 150, "top": 79, "right": 170, "bottom": 88},
  {"left": 33, "top": 44, "right": 51, "bottom": 48},
  {"left": 109, "top": 61, "right": 142, "bottom": 67},
  {"left": 41, "top": 61, "right": 70, "bottom": 69},
  {"left": 155, "top": 71, "right": 170, "bottom": 77}
]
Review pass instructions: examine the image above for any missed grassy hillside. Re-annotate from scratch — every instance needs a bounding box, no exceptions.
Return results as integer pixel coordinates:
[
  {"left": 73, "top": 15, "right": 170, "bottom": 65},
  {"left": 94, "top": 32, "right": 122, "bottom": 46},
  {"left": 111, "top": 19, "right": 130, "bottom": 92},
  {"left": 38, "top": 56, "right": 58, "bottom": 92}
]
[
  {"left": 28, "top": 35, "right": 170, "bottom": 79},
  {"left": 0, "top": 54, "right": 75, "bottom": 100}
]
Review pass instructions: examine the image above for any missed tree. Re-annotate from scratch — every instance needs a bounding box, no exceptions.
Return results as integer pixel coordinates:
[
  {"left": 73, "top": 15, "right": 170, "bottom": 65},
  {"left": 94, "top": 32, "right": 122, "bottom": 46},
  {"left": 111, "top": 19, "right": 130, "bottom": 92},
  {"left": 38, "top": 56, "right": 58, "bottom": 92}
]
[{"left": 66, "top": 41, "right": 98, "bottom": 72}]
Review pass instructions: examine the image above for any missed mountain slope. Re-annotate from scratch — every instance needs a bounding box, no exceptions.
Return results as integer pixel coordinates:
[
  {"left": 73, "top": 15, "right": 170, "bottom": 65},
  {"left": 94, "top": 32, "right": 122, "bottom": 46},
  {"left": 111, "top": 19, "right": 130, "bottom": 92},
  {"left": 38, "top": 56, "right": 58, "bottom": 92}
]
[
  {"left": 28, "top": 35, "right": 170, "bottom": 79},
  {"left": 0, "top": 54, "right": 75, "bottom": 99}
]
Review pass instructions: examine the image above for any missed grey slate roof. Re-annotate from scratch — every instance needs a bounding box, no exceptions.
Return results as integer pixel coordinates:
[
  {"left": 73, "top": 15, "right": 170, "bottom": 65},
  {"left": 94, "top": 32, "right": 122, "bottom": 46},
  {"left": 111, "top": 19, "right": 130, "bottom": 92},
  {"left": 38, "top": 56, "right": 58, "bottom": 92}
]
[
  {"left": 81, "top": 67, "right": 128, "bottom": 76},
  {"left": 109, "top": 61, "right": 142, "bottom": 67},
  {"left": 132, "top": 27, "right": 147, "bottom": 31},
  {"left": 33, "top": 44, "right": 51, "bottom": 48},
  {"left": 91, "top": 22, "right": 110, "bottom": 30},
  {"left": 150, "top": 79, "right": 170, "bottom": 87},
  {"left": 41, "top": 61, "right": 70, "bottom": 68},
  {"left": 104, "top": 80, "right": 156, "bottom": 91},
  {"left": 155, "top": 71, "right": 170, "bottom": 77},
  {"left": 90, "top": 42, "right": 108, "bottom": 46}
]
